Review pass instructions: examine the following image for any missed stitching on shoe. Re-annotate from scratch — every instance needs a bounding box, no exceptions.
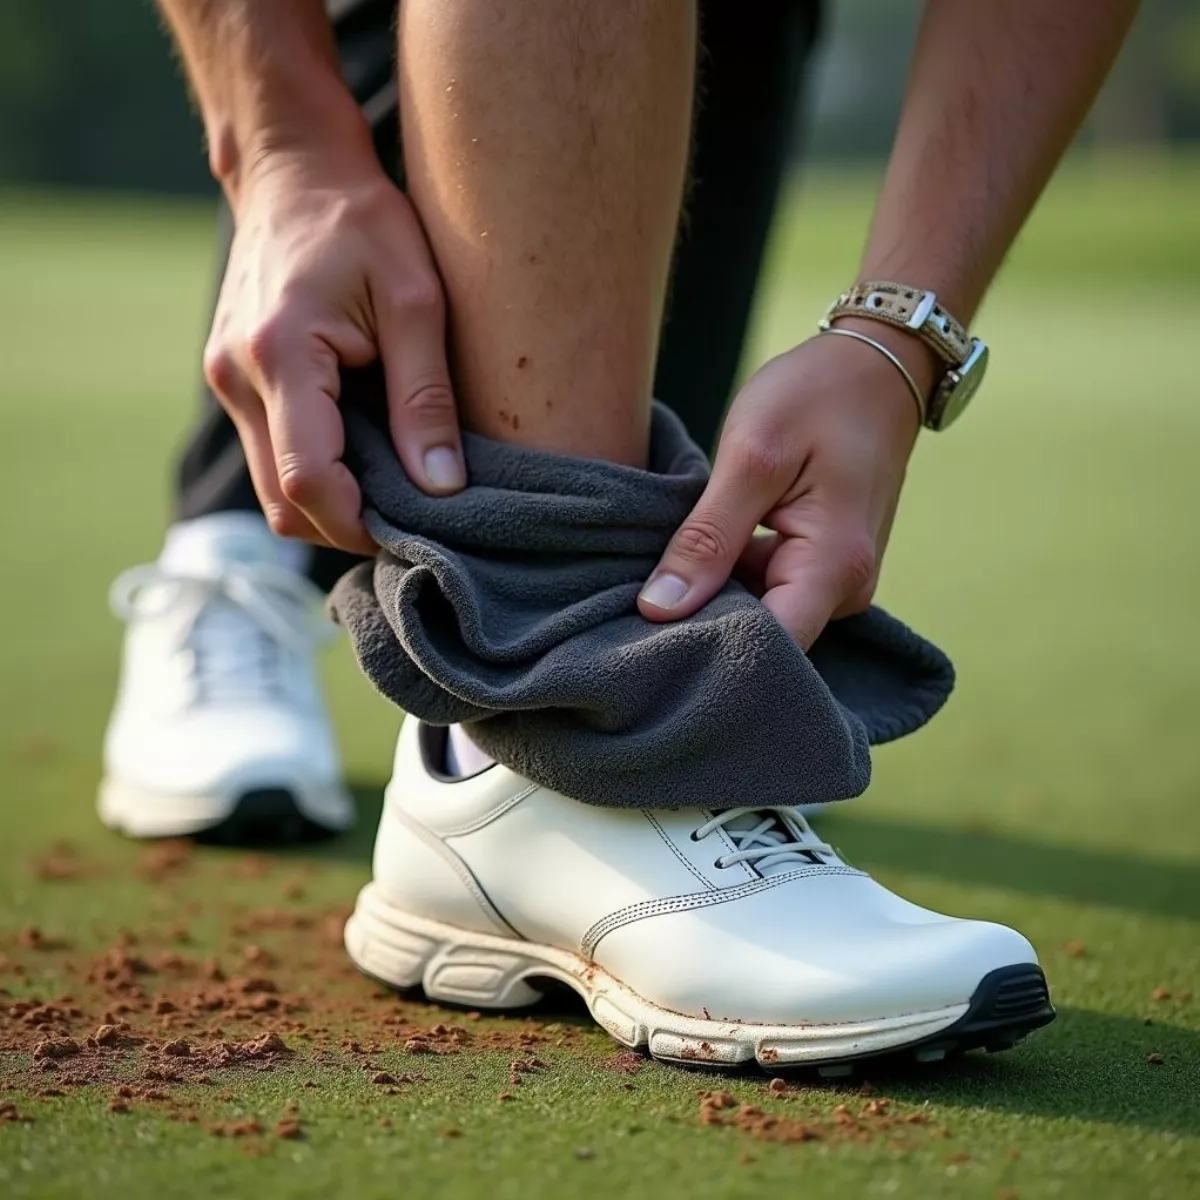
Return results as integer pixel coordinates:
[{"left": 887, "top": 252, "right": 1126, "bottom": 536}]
[
  {"left": 431, "top": 782, "right": 541, "bottom": 837},
  {"left": 643, "top": 814, "right": 719, "bottom": 892},
  {"left": 580, "top": 866, "right": 867, "bottom": 958},
  {"left": 387, "top": 806, "right": 525, "bottom": 938}
]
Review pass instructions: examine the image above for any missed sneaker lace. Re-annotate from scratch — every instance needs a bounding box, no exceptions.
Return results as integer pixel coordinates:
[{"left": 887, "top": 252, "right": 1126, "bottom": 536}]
[
  {"left": 109, "top": 561, "right": 334, "bottom": 704},
  {"left": 693, "top": 807, "right": 837, "bottom": 873}
]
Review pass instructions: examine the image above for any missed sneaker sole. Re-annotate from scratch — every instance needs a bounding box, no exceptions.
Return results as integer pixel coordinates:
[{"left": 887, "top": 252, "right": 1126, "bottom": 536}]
[
  {"left": 98, "top": 777, "right": 354, "bottom": 843},
  {"left": 344, "top": 882, "right": 1055, "bottom": 1073}
]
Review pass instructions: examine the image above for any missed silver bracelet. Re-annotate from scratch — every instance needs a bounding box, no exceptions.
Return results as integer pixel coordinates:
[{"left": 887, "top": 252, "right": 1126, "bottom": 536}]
[{"left": 818, "top": 327, "right": 927, "bottom": 425}]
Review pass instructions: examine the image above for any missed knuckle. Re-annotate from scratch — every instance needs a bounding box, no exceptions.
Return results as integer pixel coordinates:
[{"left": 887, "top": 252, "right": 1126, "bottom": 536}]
[
  {"left": 264, "top": 504, "right": 303, "bottom": 539},
  {"left": 244, "top": 315, "right": 291, "bottom": 376},
  {"left": 276, "top": 457, "right": 328, "bottom": 507},
  {"left": 202, "top": 342, "right": 238, "bottom": 397},
  {"left": 725, "top": 431, "right": 791, "bottom": 483},
  {"left": 398, "top": 379, "right": 456, "bottom": 421},
  {"left": 671, "top": 516, "right": 731, "bottom": 565},
  {"left": 386, "top": 276, "right": 444, "bottom": 317}
]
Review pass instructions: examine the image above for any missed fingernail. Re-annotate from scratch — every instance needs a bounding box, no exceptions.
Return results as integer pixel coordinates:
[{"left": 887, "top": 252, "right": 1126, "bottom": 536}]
[
  {"left": 639, "top": 572, "right": 689, "bottom": 610},
  {"left": 423, "top": 445, "right": 466, "bottom": 491}
]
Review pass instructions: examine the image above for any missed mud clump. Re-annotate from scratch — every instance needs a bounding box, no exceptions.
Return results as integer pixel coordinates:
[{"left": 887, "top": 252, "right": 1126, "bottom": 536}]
[
  {"left": 201, "top": 1032, "right": 292, "bottom": 1069},
  {"left": 90, "top": 1023, "right": 144, "bottom": 1050},
  {"left": 274, "top": 1118, "right": 304, "bottom": 1140},
  {"left": 32, "top": 1038, "right": 81, "bottom": 1061},
  {"left": 209, "top": 1119, "right": 263, "bottom": 1138},
  {"left": 34, "top": 841, "right": 100, "bottom": 883},
  {"left": 0, "top": 1100, "right": 35, "bottom": 1124},
  {"left": 603, "top": 1051, "right": 645, "bottom": 1076},
  {"left": 699, "top": 1090, "right": 943, "bottom": 1149},
  {"left": 138, "top": 840, "right": 194, "bottom": 882},
  {"left": 16, "top": 928, "right": 69, "bottom": 952}
]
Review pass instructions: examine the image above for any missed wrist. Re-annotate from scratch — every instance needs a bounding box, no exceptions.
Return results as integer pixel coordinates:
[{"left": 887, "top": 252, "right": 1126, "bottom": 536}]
[
  {"left": 210, "top": 77, "right": 375, "bottom": 212},
  {"left": 828, "top": 315, "right": 942, "bottom": 404}
]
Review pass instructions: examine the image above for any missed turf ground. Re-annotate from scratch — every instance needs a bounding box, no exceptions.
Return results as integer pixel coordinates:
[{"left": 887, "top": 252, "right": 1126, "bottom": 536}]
[{"left": 1, "top": 154, "right": 1198, "bottom": 1199}]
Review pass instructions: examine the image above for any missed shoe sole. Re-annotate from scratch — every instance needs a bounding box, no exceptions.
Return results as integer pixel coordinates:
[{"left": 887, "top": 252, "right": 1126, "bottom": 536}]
[
  {"left": 344, "top": 882, "right": 1055, "bottom": 1074},
  {"left": 98, "top": 777, "right": 354, "bottom": 843}
]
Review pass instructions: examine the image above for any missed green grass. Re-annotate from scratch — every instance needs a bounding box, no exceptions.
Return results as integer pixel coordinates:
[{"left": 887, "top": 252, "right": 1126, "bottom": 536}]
[{"left": 1, "top": 154, "right": 1198, "bottom": 1199}]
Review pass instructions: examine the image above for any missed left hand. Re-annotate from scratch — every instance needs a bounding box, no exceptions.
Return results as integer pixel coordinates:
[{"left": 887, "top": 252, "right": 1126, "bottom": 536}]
[{"left": 637, "top": 328, "right": 933, "bottom": 650}]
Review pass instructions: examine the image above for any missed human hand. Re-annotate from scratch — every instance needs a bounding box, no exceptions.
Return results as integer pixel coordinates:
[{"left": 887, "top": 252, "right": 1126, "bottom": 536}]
[
  {"left": 638, "top": 326, "right": 936, "bottom": 649},
  {"left": 203, "top": 154, "right": 464, "bottom": 554}
]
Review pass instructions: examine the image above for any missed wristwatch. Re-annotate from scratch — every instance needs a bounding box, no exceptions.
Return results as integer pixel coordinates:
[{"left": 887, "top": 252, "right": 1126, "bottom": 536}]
[{"left": 819, "top": 281, "right": 989, "bottom": 431}]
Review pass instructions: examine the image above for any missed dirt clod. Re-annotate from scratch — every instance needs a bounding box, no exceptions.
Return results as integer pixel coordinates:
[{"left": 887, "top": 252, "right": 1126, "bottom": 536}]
[
  {"left": 138, "top": 840, "right": 193, "bottom": 881},
  {"left": 33, "top": 1037, "right": 80, "bottom": 1060},
  {"left": 209, "top": 1119, "right": 263, "bottom": 1138}
]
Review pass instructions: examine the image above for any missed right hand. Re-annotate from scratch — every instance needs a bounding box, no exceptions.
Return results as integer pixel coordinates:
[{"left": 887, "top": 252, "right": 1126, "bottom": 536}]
[{"left": 203, "top": 155, "right": 465, "bottom": 554}]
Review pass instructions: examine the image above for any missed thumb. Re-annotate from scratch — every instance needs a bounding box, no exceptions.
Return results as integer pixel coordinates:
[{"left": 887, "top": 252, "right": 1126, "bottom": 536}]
[
  {"left": 377, "top": 282, "right": 467, "bottom": 495},
  {"left": 638, "top": 446, "right": 786, "bottom": 622}
]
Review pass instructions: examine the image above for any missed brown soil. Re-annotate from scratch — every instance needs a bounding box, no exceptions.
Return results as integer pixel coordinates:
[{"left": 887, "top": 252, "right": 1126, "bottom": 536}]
[
  {"left": 698, "top": 1089, "right": 945, "bottom": 1150},
  {"left": 2, "top": 854, "right": 598, "bottom": 1147},
  {"left": 34, "top": 841, "right": 103, "bottom": 883}
]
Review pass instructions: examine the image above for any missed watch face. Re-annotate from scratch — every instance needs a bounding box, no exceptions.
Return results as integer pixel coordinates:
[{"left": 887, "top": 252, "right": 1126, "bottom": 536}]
[{"left": 934, "top": 341, "right": 988, "bottom": 430}]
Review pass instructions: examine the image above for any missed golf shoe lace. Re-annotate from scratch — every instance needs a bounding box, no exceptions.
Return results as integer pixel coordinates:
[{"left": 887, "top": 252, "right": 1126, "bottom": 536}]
[
  {"left": 110, "top": 562, "right": 334, "bottom": 704},
  {"left": 693, "top": 807, "right": 839, "bottom": 873}
]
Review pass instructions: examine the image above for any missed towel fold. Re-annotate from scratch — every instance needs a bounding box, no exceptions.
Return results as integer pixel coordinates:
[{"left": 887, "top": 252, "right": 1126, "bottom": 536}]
[{"left": 330, "top": 373, "right": 954, "bottom": 809}]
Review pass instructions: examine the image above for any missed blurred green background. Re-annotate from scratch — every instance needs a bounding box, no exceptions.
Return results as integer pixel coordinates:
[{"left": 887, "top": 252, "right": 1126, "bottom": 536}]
[
  {"left": 3, "top": 0, "right": 1200, "bottom": 191},
  {"left": 1, "top": 2, "right": 1199, "bottom": 1197}
]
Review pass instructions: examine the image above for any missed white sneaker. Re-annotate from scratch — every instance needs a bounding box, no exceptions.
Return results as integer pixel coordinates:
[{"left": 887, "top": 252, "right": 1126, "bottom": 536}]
[
  {"left": 345, "top": 721, "right": 1054, "bottom": 1072},
  {"left": 99, "top": 513, "right": 353, "bottom": 841}
]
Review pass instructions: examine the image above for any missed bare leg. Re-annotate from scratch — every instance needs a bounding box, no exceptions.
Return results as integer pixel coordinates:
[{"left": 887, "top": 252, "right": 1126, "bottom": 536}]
[{"left": 398, "top": 0, "right": 696, "bottom": 467}]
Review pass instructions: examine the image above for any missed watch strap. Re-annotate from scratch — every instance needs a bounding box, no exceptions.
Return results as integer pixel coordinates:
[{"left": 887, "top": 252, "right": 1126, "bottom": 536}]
[{"left": 821, "top": 281, "right": 972, "bottom": 367}]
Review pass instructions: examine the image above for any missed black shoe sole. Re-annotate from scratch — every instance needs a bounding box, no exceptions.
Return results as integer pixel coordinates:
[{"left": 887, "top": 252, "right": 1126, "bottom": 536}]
[
  {"left": 192, "top": 788, "right": 341, "bottom": 847},
  {"left": 801, "top": 963, "right": 1056, "bottom": 1078}
]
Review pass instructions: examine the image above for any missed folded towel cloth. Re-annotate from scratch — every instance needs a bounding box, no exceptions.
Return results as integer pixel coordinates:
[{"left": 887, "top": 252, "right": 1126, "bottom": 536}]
[{"left": 330, "top": 376, "right": 954, "bottom": 809}]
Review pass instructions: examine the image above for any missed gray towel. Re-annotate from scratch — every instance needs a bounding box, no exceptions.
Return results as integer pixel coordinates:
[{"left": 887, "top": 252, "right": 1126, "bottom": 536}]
[{"left": 329, "top": 382, "right": 954, "bottom": 810}]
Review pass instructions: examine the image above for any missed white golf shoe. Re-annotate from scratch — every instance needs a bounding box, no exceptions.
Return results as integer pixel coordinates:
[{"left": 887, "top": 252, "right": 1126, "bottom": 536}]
[
  {"left": 99, "top": 513, "right": 353, "bottom": 842},
  {"left": 345, "top": 720, "right": 1054, "bottom": 1072}
]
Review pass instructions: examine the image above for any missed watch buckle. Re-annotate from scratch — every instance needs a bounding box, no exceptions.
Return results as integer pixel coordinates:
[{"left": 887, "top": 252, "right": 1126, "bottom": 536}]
[{"left": 905, "top": 290, "right": 937, "bottom": 330}]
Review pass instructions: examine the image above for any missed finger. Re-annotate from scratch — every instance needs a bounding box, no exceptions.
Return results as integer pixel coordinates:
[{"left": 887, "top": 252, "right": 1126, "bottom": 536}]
[
  {"left": 204, "top": 345, "right": 331, "bottom": 546},
  {"left": 761, "top": 529, "right": 876, "bottom": 650},
  {"left": 250, "top": 330, "right": 378, "bottom": 555},
  {"left": 230, "top": 401, "right": 334, "bottom": 548},
  {"left": 374, "top": 278, "right": 466, "bottom": 495},
  {"left": 638, "top": 438, "right": 791, "bottom": 622}
]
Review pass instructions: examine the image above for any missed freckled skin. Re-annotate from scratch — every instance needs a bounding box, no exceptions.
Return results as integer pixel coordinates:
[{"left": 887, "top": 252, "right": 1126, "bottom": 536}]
[{"left": 399, "top": 0, "right": 693, "bottom": 467}]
